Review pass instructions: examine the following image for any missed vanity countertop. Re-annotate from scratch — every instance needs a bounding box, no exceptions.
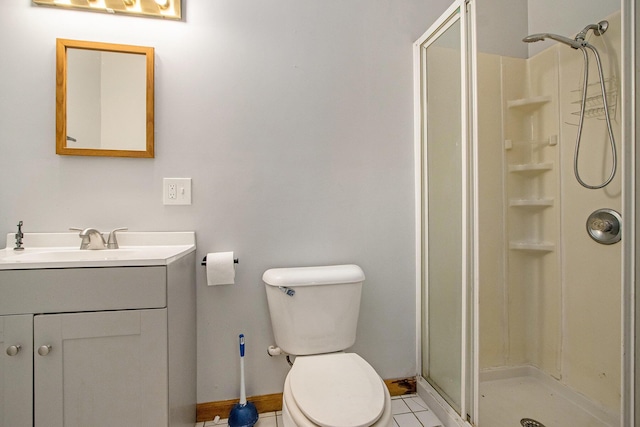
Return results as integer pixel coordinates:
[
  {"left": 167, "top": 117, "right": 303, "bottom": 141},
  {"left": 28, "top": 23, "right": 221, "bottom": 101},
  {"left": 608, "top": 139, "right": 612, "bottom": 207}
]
[{"left": 0, "top": 232, "right": 195, "bottom": 270}]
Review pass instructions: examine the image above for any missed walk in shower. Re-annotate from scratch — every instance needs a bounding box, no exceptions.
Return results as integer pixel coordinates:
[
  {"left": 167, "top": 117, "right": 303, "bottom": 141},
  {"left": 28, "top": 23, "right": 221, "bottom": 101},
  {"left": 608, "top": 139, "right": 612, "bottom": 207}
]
[{"left": 414, "top": 0, "right": 635, "bottom": 426}]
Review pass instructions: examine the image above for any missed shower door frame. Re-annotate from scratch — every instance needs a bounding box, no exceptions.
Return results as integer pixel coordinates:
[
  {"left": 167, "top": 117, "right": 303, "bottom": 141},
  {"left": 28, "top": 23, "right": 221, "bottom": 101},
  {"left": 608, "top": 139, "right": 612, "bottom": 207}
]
[
  {"left": 413, "top": 0, "right": 478, "bottom": 424},
  {"left": 625, "top": 0, "right": 637, "bottom": 425},
  {"left": 416, "top": 0, "right": 637, "bottom": 426}
]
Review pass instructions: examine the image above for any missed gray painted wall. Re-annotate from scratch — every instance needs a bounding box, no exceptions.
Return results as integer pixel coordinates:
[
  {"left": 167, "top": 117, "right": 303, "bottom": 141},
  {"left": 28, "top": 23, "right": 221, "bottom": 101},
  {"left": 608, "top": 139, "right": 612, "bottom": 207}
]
[
  {"left": 476, "top": 0, "right": 528, "bottom": 58},
  {"left": 0, "top": 0, "right": 452, "bottom": 403}
]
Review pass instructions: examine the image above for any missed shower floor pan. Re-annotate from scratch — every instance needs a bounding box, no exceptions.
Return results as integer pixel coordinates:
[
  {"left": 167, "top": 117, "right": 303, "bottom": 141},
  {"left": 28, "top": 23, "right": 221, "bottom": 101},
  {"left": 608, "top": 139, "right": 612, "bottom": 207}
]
[{"left": 479, "top": 366, "right": 618, "bottom": 427}]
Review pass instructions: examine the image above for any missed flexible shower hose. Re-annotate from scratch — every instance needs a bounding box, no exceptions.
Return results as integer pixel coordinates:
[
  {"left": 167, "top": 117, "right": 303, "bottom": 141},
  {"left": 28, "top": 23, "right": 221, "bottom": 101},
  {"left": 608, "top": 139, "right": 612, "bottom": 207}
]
[{"left": 573, "top": 44, "right": 617, "bottom": 189}]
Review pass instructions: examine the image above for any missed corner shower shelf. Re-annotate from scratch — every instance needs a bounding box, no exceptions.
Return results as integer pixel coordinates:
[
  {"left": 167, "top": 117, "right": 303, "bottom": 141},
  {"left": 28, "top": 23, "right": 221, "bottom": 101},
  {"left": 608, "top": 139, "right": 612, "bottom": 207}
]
[
  {"left": 509, "top": 198, "right": 554, "bottom": 208},
  {"left": 509, "top": 241, "right": 555, "bottom": 252},
  {"left": 507, "top": 96, "right": 552, "bottom": 110},
  {"left": 508, "top": 163, "right": 553, "bottom": 173}
]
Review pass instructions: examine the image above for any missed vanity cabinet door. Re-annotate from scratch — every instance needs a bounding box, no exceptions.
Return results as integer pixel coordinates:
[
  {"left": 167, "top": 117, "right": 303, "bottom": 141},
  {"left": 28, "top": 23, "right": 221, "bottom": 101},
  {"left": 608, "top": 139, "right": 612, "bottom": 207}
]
[
  {"left": 0, "top": 315, "right": 33, "bottom": 427},
  {"left": 34, "top": 309, "right": 168, "bottom": 427}
]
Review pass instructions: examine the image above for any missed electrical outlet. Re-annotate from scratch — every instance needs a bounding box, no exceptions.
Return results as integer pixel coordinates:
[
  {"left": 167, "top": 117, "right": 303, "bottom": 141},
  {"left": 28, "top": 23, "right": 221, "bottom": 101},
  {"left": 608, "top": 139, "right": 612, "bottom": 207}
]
[
  {"left": 168, "top": 183, "right": 177, "bottom": 200},
  {"left": 163, "top": 178, "right": 192, "bottom": 205}
]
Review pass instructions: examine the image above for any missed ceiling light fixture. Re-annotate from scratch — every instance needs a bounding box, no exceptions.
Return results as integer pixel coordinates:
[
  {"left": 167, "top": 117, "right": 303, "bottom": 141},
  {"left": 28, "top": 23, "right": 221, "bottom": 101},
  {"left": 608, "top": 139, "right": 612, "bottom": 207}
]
[
  {"left": 155, "top": 0, "right": 169, "bottom": 9},
  {"left": 87, "top": 0, "right": 106, "bottom": 8},
  {"left": 33, "top": 0, "right": 180, "bottom": 19}
]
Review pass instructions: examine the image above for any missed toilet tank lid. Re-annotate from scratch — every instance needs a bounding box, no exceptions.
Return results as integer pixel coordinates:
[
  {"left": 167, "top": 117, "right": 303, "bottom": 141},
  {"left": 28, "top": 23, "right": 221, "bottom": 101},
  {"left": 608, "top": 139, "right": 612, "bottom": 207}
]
[{"left": 263, "top": 264, "right": 365, "bottom": 287}]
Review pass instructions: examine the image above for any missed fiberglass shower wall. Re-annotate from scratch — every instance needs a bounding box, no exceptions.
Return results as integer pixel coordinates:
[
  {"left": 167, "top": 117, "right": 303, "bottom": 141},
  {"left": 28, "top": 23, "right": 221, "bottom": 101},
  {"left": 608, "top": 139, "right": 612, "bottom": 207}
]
[{"left": 477, "top": 9, "right": 622, "bottom": 420}]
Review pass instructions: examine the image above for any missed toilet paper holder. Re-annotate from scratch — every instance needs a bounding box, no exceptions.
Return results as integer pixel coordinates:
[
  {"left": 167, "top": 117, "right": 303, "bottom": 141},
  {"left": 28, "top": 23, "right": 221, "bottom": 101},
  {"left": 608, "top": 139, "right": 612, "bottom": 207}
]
[{"left": 201, "top": 256, "right": 239, "bottom": 266}]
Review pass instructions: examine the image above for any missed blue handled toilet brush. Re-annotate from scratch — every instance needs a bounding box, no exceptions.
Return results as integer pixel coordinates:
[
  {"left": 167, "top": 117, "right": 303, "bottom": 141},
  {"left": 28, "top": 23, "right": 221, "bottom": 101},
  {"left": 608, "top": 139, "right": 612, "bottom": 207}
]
[{"left": 228, "top": 334, "right": 259, "bottom": 427}]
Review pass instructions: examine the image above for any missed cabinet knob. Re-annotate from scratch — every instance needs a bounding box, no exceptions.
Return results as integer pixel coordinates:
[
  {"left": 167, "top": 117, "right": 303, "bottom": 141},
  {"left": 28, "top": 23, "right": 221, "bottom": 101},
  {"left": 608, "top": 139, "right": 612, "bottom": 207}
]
[
  {"left": 38, "top": 345, "right": 52, "bottom": 356},
  {"left": 6, "top": 345, "right": 21, "bottom": 356}
]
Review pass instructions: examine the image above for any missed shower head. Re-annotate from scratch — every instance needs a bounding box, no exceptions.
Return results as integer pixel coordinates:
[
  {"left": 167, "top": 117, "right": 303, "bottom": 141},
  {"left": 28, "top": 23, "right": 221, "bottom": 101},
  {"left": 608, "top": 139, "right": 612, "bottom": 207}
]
[
  {"left": 576, "top": 20, "right": 608, "bottom": 41},
  {"left": 522, "top": 34, "right": 546, "bottom": 43},
  {"left": 523, "top": 21, "right": 608, "bottom": 50},
  {"left": 522, "top": 33, "right": 583, "bottom": 49}
]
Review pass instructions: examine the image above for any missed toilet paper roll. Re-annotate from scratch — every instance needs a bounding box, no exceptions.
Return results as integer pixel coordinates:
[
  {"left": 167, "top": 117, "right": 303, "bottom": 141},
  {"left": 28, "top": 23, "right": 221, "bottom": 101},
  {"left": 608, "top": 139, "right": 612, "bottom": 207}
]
[{"left": 206, "top": 252, "right": 236, "bottom": 286}]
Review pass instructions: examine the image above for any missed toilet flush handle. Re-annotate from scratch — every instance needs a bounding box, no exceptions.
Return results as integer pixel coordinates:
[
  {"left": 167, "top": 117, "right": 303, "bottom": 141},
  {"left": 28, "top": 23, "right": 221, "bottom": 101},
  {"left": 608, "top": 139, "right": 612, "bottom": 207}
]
[{"left": 278, "top": 286, "right": 295, "bottom": 297}]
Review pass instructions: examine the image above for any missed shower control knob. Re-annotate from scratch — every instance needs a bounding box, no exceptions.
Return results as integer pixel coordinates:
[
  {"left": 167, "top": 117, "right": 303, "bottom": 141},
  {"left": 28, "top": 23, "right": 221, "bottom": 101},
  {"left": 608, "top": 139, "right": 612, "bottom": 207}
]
[
  {"left": 6, "top": 345, "right": 21, "bottom": 356},
  {"left": 590, "top": 218, "right": 613, "bottom": 232},
  {"left": 586, "top": 209, "right": 621, "bottom": 245},
  {"left": 38, "top": 345, "right": 52, "bottom": 356}
]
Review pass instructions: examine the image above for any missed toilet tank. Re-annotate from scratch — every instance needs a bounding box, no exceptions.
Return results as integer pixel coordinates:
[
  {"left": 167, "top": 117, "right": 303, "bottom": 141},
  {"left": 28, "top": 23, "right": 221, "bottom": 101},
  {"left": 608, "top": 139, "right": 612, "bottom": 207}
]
[{"left": 263, "top": 264, "right": 365, "bottom": 356}]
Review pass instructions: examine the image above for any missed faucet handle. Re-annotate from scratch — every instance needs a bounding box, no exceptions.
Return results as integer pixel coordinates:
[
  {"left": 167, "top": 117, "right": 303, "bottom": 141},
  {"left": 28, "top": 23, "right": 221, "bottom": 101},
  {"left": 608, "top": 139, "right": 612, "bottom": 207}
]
[
  {"left": 69, "top": 228, "right": 89, "bottom": 248},
  {"left": 107, "top": 228, "right": 128, "bottom": 249},
  {"left": 70, "top": 227, "right": 102, "bottom": 237}
]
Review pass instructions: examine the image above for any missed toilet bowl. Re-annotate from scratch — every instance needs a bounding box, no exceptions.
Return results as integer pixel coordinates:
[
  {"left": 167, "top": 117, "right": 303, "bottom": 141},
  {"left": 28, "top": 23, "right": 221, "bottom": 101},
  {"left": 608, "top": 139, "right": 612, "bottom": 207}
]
[
  {"left": 262, "top": 265, "right": 392, "bottom": 427},
  {"left": 281, "top": 353, "right": 393, "bottom": 427}
]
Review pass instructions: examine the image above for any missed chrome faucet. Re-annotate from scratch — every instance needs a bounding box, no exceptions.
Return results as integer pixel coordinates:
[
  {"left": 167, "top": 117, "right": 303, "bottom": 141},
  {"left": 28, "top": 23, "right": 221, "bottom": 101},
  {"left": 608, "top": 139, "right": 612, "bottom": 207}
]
[
  {"left": 71, "top": 228, "right": 107, "bottom": 250},
  {"left": 70, "top": 227, "right": 128, "bottom": 250}
]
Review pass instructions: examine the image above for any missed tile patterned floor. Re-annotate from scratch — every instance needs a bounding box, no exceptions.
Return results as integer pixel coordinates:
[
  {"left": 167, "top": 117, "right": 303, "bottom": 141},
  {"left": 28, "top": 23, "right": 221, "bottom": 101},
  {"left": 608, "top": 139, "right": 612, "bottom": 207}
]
[
  {"left": 390, "top": 394, "right": 444, "bottom": 427},
  {"left": 195, "top": 393, "right": 443, "bottom": 427}
]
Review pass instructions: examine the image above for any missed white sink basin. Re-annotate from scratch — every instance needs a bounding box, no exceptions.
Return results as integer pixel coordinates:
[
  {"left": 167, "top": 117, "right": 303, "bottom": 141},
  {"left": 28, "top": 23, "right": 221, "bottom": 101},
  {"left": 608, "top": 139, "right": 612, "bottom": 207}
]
[{"left": 0, "top": 232, "right": 196, "bottom": 270}]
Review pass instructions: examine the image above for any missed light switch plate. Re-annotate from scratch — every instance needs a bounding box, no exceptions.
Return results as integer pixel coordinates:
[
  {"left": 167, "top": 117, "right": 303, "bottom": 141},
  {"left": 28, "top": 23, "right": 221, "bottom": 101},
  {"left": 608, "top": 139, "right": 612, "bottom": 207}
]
[{"left": 163, "top": 178, "right": 192, "bottom": 205}]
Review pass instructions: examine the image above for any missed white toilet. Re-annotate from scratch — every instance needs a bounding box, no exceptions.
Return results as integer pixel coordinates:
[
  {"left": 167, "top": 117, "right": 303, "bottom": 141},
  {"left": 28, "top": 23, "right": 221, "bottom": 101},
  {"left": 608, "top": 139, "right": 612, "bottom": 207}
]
[{"left": 263, "top": 264, "right": 393, "bottom": 427}]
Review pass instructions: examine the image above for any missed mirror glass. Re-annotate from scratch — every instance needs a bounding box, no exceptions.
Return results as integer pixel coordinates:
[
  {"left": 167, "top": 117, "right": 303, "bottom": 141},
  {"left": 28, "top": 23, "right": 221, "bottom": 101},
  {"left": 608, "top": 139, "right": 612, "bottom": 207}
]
[{"left": 56, "top": 39, "right": 154, "bottom": 158}]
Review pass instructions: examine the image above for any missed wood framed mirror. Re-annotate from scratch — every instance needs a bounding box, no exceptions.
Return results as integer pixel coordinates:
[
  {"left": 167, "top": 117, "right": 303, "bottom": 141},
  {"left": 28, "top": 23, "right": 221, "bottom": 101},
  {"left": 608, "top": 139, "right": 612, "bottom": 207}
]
[{"left": 56, "top": 39, "right": 155, "bottom": 158}]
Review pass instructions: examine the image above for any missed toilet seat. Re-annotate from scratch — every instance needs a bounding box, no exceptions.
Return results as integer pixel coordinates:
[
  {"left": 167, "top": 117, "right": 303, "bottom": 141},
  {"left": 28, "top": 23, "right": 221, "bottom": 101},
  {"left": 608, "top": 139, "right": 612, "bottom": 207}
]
[{"left": 285, "top": 353, "right": 389, "bottom": 427}]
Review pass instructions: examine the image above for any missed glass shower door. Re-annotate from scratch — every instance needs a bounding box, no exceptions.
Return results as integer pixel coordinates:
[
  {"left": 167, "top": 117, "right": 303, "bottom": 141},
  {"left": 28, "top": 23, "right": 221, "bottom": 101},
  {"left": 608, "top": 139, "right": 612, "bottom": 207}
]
[{"left": 418, "top": 3, "right": 468, "bottom": 415}]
